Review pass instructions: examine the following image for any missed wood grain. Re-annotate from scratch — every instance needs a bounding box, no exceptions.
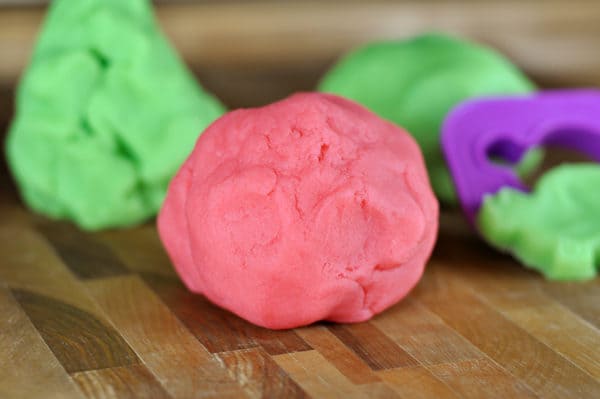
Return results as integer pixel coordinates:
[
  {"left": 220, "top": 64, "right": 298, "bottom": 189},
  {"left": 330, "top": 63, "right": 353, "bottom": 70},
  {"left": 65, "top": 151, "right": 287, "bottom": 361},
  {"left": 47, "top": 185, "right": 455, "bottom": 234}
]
[
  {"left": 427, "top": 358, "right": 537, "bottom": 399},
  {"left": 415, "top": 269, "right": 600, "bottom": 399},
  {"left": 84, "top": 275, "right": 248, "bottom": 399},
  {"left": 12, "top": 288, "right": 139, "bottom": 373},
  {"left": 142, "top": 272, "right": 311, "bottom": 356},
  {"left": 328, "top": 322, "right": 419, "bottom": 370},
  {"left": 72, "top": 364, "right": 171, "bottom": 399},
  {"left": 296, "top": 326, "right": 380, "bottom": 384},
  {"left": 542, "top": 282, "right": 600, "bottom": 329},
  {"left": 2, "top": 1, "right": 600, "bottom": 110},
  {"left": 378, "top": 366, "right": 461, "bottom": 399},
  {"left": 0, "top": 288, "right": 83, "bottom": 399},
  {"left": 97, "top": 226, "right": 178, "bottom": 278},
  {"left": 1, "top": 198, "right": 600, "bottom": 398},
  {"left": 273, "top": 350, "right": 399, "bottom": 399},
  {"left": 372, "top": 299, "right": 486, "bottom": 366},
  {"left": 217, "top": 348, "right": 307, "bottom": 399},
  {"left": 37, "top": 222, "right": 130, "bottom": 280}
]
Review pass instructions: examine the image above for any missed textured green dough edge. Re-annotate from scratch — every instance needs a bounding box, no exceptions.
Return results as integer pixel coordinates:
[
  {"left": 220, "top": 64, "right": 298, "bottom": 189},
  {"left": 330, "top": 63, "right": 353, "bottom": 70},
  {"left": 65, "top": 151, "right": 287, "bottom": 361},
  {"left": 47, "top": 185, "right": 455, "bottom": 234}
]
[
  {"left": 6, "top": 0, "right": 225, "bottom": 230},
  {"left": 478, "top": 164, "right": 600, "bottom": 281},
  {"left": 318, "top": 33, "right": 536, "bottom": 204}
]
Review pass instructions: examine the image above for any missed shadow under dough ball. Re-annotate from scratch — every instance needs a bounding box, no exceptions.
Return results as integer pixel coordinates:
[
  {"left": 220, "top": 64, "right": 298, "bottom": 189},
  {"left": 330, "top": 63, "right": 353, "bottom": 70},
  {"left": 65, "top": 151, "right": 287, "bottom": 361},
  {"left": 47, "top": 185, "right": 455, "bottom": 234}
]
[
  {"left": 6, "top": 0, "right": 225, "bottom": 230},
  {"left": 319, "top": 33, "right": 535, "bottom": 204},
  {"left": 158, "top": 93, "right": 439, "bottom": 329}
]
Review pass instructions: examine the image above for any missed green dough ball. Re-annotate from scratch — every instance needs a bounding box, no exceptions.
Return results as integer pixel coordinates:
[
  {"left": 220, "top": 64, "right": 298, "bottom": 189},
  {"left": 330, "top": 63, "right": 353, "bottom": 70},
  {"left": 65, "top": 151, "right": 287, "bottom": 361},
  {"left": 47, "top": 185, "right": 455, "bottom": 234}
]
[
  {"left": 479, "top": 164, "right": 600, "bottom": 281},
  {"left": 319, "top": 33, "right": 535, "bottom": 204},
  {"left": 6, "top": 0, "right": 225, "bottom": 230}
]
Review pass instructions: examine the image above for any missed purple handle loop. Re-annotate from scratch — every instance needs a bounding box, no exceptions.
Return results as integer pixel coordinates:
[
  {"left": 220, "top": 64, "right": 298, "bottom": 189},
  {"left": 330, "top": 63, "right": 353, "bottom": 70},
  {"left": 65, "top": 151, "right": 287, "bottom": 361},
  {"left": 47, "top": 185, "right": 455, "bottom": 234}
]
[{"left": 442, "top": 90, "right": 600, "bottom": 223}]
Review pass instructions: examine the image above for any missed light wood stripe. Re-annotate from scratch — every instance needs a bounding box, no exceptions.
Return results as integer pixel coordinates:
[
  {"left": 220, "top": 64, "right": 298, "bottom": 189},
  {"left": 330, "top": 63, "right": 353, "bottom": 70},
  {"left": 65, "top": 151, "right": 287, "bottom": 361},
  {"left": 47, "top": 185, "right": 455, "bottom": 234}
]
[
  {"left": 417, "top": 266, "right": 600, "bottom": 399},
  {"left": 273, "top": 350, "right": 399, "bottom": 399},
  {"left": 378, "top": 366, "right": 461, "bottom": 399},
  {"left": 428, "top": 358, "right": 537, "bottom": 399},
  {"left": 372, "top": 298, "right": 486, "bottom": 366},
  {"left": 296, "top": 326, "right": 380, "bottom": 384}
]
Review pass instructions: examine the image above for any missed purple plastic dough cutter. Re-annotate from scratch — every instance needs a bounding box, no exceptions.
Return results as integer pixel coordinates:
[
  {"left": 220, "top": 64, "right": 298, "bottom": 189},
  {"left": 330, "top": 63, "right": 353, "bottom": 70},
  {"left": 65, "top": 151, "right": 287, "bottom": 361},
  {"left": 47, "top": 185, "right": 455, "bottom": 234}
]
[{"left": 442, "top": 90, "right": 600, "bottom": 224}]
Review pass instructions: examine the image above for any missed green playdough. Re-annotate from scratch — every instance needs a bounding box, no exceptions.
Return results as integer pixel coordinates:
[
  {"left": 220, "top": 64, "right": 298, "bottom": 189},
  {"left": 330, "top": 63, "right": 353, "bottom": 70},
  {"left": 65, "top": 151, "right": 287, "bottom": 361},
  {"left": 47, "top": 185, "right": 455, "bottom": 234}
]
[
  {"left": 319, "top": 33, "right": 536, "bottom": 204},
  {"left": 479, "top": 164, "right": 600, "bottom": 280},
  {"left": 6, "top": 0, "right": 225, "bottom": 230}
]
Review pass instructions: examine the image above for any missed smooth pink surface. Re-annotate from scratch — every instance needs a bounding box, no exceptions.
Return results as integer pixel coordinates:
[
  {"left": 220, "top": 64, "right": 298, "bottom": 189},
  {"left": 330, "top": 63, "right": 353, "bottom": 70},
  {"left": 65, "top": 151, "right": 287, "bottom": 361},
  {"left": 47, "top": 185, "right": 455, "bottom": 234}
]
[{"left": 158, "top": 93, "right": 439, "bottom": 329}]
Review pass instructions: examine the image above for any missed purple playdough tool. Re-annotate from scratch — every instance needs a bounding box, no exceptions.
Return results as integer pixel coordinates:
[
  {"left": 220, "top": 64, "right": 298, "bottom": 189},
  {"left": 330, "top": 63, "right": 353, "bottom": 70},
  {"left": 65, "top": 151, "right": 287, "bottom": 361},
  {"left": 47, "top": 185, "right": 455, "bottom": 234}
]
[{"left": 442, "top": 90, "right": 600, "bottom": 223}]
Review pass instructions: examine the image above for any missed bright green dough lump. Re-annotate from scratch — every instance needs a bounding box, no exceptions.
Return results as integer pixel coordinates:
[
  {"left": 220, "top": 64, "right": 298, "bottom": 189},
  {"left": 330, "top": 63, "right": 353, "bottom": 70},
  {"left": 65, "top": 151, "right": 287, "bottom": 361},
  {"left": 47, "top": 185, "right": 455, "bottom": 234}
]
[
  {"left": 6, "top": 0, "right": 225, "bottom": 230},
  {"left": 319, "top": 33, "right": 535, "bottom": 204},
  {"left": 479, "top": 164, "right": 600, "bottom": 281}
]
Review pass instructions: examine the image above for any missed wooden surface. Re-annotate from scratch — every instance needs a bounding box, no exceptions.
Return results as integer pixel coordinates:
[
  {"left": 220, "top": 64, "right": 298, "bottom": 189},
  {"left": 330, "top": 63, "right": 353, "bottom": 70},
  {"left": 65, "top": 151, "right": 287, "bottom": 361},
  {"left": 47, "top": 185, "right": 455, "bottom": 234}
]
[
  {"left": 3, "top": 1, "right": 600, "bottom": 109},
  {"left": 1, "top": 181, "right": 600, "bottom": 398}
]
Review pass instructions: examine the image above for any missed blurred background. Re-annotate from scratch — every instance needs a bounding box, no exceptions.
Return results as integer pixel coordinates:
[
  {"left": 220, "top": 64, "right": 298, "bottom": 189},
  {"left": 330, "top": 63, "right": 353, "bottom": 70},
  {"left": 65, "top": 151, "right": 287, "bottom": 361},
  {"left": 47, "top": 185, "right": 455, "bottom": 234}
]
[{"left": 1, "top": 0, "right": 600, "bottom": 190}]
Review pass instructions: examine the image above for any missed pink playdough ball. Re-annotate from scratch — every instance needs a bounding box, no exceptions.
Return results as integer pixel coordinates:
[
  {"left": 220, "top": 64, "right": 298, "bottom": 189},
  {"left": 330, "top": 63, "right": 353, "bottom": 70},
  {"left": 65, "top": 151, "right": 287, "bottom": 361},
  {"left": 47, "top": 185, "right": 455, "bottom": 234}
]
[{"left": 158, "top": 92, "right": 439, "bottom": 329}]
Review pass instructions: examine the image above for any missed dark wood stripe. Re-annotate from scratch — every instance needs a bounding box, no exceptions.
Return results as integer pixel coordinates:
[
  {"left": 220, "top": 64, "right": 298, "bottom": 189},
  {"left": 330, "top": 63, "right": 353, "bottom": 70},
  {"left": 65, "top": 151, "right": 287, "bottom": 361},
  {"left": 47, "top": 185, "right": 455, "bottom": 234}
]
[
  {"left": 141, "top": 273, "right": 312, "bottom": 355},
  {"left": 249, "top": 327, "right": 312, "bottom": 356},
  {"left": 218, "top": 348, "right": 308, "bottom": 399},
  {"left": 37, "top": 222, "right": 130, "bottom": 279},
  {"left": 12, "top": 288, "right": 139, "bottom": 373},
  {"left": 328, "top": 322, "right": 419, "bottom": 370},
  {"left": 72, "top": 364, "right": 172, "bottom": 399}
]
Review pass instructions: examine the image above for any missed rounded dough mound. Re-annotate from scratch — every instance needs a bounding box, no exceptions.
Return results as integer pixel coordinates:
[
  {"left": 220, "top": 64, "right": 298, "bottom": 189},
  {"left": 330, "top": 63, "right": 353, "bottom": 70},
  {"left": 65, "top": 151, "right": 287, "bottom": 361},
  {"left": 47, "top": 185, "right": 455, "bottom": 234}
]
[
  {"left": 319, "top": 33, "right": 535, "bottom": 204},
  {"left": 158, "top": 93, "right": 438, "bottom": 329}
]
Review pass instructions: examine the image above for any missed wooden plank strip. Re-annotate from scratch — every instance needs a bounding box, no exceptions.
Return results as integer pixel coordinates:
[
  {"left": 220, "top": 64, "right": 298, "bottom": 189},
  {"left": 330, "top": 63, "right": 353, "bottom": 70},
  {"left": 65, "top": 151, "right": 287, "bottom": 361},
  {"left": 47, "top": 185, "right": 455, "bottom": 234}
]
[
  {"left": 0, "top": 288, "right": 83, "bottom": 399},
  {"left": 428, "top": 358, "right": 537, "bottom": 399},
  {"left": 84, "top": 275, "right": 249, "bottom": 399},
  {"left": 296, "top": 325, "right": 380, "bottom": 384},
  {"left": 372, "top": 299, "right": 486, "bottom": 366},
  {"left": 431, "top": 232, "right": 600, "bottom": 381},
  {"left": 37, "top": 222, "right": 130, "bottom": 279},
  {"left": 378, "top": 366, "right": 461, "bottom": 399},
  {"left": 273, "top": 350, "right": 400, "bottom": 399},
  {"left": 0, "top": 222, "right": 111, "bottom": 315},
  {"left": 141, "top": 272, "right": 311, "bottom": 355},
  {"left": 476, "top": 292, "right": 600, "bottom": 380},
  {"left": 217, "top": 348, "right": 307, "bottom": 399},
  {"left": 3, "top": 1, "right": 600, "bottom": 88},
  {"left": 542, "top": 282, "right": 600, "bottom": 329},
  {"left": 72, "top": 364, "right": 171, "bottom": 399},
  {"left": 415, "top": 267, "right": 600, "bottom": 399},
  {"left": 250, "top": 327, "right": 312, "bottom": 356},
  {"left": 12, "top": 288, "right": 139, "bottom": 373},
  {"left": 96, "top": 226, "right": 179, "bottom": 278},
  {"left": 328, "top": 322, "right": 419, "bottom": 370}
]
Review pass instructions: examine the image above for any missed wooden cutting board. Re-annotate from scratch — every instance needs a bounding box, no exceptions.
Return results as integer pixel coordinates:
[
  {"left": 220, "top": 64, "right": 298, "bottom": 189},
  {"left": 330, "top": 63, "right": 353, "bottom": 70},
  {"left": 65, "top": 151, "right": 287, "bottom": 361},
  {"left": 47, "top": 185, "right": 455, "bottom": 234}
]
[{"left": 1, "top": 186, "right": 599, "bottom": 399}]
